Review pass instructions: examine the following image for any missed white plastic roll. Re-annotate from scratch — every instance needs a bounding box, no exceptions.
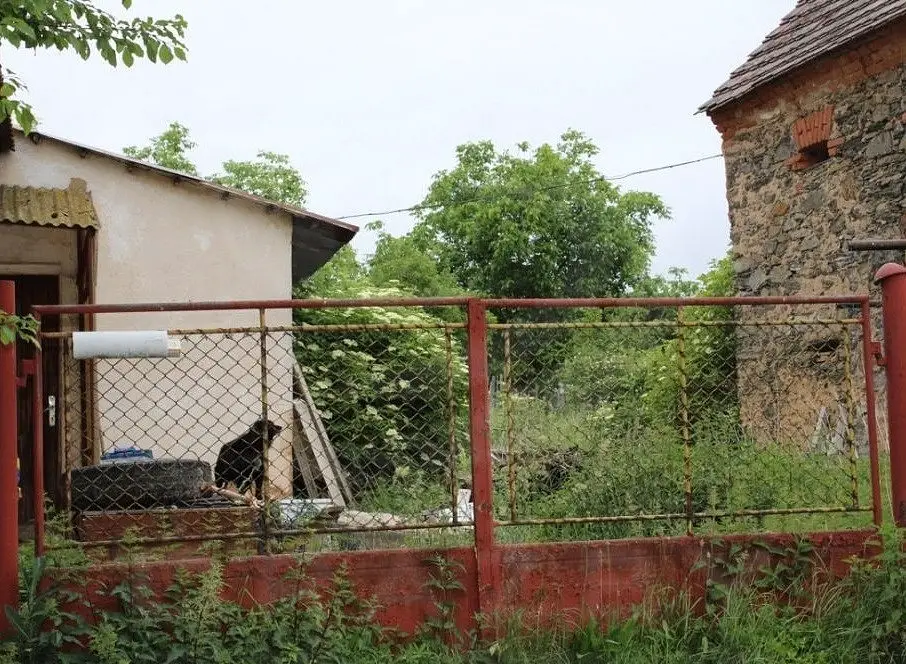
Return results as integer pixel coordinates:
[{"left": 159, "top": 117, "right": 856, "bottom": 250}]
[{"left": 72, "top": 331, "right": 180, "bottom": 360}]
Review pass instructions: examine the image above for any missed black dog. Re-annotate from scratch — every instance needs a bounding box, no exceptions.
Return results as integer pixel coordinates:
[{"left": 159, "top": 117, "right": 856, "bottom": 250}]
[{"left": 214, "top": 418, "right": 284, "bottom": 499}]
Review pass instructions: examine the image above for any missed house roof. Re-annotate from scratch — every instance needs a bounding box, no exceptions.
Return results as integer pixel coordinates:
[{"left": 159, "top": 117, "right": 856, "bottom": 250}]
[
  {"left": 8, "top": 129, "right": 358, "bottom": 282},
  {"left": 0, "top": 178, "right": 99, "bottom": 229},
  {"left": 700, "top": 0, "right": 906, "bottom": 113}
]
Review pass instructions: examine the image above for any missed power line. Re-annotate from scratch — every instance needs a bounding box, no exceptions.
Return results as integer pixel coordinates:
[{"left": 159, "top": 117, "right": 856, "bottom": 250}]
[{"left": 335, "top": 153, "right": 723, "bottom": 221}]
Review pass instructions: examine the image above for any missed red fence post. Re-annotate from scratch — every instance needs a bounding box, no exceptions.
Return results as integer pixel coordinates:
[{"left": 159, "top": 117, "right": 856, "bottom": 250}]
[
  {"left": 466, "top": 299, "right": 496, "bottom": 622},
  {"left": 876, "top": 263, "right": 906, "bottom": 526},
  {"left": 0, "top": 280, "right": 18, "bottom": 634}
]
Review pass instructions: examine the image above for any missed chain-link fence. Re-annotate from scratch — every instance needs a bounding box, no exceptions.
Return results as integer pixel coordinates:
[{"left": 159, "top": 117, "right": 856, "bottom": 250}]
[
  {"left": 485, "top": 300, "right": 883, "bottom": 543},
  {"left": 44, "top": 303, "right": 472, "bottom": 557},
  {"left": 31, "top": 297, "right": 883, "bottom": 559}
]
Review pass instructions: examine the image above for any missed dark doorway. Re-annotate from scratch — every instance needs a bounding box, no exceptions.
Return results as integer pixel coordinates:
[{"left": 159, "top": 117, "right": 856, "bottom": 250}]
[{"left": 5, "top": 275, "right": 62, "bottom": 525}]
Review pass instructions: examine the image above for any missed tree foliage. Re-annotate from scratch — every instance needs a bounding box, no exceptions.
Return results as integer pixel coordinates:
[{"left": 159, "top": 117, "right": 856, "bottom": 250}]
[
  {"left": 212, "top": 152, "right": 307, "bottom": 208},
  {"left": 123, "top": 121, "right": 198, "bottom": 176},
  {"left": 0, "top": 0, "right": 188, "bottom": 133},
  {"left": 559, "top": 253, "right": 737, "bottom": 428},
  {"left": 367, "top": 222, "right": 462, "bottom": 299},
  {"left": 123, "top": 122, "right": 307, "bottom": 207},
  {"left": 412, "top": 130, "right": 669, "bottom": 303}
]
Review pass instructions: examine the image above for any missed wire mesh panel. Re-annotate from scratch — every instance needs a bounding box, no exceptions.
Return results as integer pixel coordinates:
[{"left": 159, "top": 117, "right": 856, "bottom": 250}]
[
  {"left": 487, "top": 302, "right": 881, "bottom": 543},
  {"left": 52, "top": 304, "right": 472, "bottom": 557},
  {"left": 34, "top": 296, "right": 882, "bottom": 559}
]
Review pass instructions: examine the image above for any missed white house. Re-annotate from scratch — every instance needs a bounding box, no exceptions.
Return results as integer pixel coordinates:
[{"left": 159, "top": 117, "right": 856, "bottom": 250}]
[{"left": 0, "top": 123, "right": 357, "bottom": 523}]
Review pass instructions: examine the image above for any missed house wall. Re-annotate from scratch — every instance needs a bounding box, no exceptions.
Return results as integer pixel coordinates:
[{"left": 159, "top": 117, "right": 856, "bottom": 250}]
[
  {"left": 708, "top": 18, "right": 906, "bottom": 453},
  {"left": 0, "top": 139, "right": 298, "bottom": 498}
]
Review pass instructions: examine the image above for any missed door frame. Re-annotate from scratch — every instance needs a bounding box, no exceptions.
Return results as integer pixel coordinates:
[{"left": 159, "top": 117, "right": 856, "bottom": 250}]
[{"left": 0, "top": 271, "right": 63, "bottom": 524}]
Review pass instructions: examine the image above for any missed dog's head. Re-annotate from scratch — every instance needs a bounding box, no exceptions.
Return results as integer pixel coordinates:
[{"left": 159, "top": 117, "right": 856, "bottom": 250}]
[{"left": 251, "top": 418, "right": 283, "bottom": 441}]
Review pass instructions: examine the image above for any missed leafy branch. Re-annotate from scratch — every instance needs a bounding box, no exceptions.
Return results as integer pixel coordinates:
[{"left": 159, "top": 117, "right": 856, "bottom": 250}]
[
  {"left": 0, "top": 0, "right": 188, "bottom": 133},
  {"left": 0, "top": 310, "right": 39, "bottom": 347}
]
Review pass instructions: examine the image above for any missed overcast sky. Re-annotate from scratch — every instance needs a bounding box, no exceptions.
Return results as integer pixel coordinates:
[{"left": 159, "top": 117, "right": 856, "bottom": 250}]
[{"left": 4, "top": 0, "right": 794, "bottom": 278}]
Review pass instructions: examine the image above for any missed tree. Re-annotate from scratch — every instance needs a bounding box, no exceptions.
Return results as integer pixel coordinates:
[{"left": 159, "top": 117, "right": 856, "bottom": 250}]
[
  {"left": 412, "top": 130, "right": 669, "bottom": 303},
  {"left": 368, "top": 222, "right": 462, "bottom": 298},
  {"left": 123, "top": 122, "right": 198, "bottom": 175},
  {"left": 212, "top": 152, "right": 307, "bottom": 208},
  {"left": 0, "top": 1, "right": 188, "bottom": 132},
  {"left": 123, "top": 122, "right": 308, "bottom": 207}
]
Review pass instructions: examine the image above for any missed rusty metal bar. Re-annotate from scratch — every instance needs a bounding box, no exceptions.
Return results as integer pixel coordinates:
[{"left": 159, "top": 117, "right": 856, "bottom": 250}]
[
  {"left": 495, "top": 506, "right": 870, "bottom": 527},
  {"left": 33, "top": 296, "right": 472, "bottom": 316},
  {"left": 841, "top": 326, "right": 860, "bottom": 509},
  {"left": 39, "top": 322, "right": 468, "bottom": 339},
  {"left": 484, "top": 295, "right": 869, "bottom": 309},
  {"left": 258, "top": 308, "right": 270, "bottom": 551},
  {"left": 31, "top": 312, "right": 46, "bottom": 558},
  {"left": 466, "top": 298, "right": 495, "bottom": 617},
  {"left": 0, "top": 281, "right": 18, "bottom": 633},
  {"left": 50, "top": 519, "right": 478, "bottom": 549},
  {"left": 30, "top": 294, "right": 868, "bottom": 318},
  {"left": 37, "top": 318, "right": 861, "bottom": 341},
  {"left": 676, "top": 308, "right": 694, "bottom": 536},
  {"left": 503, "top": 330, "right": 517, "bottom": 522},
  {"left": 847, "top": 239, "right": 906, "bottom": 252},
  {"left": 859, "top": 297, "right": 883, "bottom": 527},
  {"left": 487, "top": 318, "right": 861, "bottom": 330},
  {"left": 444, "top": 328, "right": 459, "bottom": 526},
  {"left": 875, "top": 265, "right": 906, "bottom": 525}
]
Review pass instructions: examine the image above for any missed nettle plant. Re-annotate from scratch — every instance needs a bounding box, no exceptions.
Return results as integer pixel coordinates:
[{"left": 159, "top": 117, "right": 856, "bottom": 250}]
[{"left": 0, "top": 311, "right": 39, "bottom": 347}]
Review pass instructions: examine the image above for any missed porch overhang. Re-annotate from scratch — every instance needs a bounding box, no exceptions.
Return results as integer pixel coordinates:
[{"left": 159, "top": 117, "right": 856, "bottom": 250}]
[{"left": 0, "top": 178, "right": 99, "bottom": 229}]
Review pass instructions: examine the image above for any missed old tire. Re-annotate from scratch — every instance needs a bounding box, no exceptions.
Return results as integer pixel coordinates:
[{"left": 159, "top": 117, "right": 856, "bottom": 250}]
[{"left": 70, "top": 459, "right": 212, "bottom": 512}]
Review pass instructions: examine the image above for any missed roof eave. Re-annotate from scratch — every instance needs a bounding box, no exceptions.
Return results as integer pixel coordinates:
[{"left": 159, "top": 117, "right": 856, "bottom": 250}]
[{"left": 12, "top": 128, "right": 359, "bottom": 281}]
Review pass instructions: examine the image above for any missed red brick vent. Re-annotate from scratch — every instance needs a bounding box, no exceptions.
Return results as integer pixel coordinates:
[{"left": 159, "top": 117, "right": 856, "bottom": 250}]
[{"left": 787, "top": 107, "right": 840, "bottom": 170}]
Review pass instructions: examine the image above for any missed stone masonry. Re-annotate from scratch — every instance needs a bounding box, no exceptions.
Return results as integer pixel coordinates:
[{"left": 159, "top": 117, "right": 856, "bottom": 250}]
[{"left": 707, "top": 17, "right": 906, "bottom": 454}]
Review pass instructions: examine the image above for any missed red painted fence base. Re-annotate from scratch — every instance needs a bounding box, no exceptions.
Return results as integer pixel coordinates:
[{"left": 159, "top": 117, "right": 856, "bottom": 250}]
[{"left": 54, "top": 530, "right": 879, "bottom": 638}]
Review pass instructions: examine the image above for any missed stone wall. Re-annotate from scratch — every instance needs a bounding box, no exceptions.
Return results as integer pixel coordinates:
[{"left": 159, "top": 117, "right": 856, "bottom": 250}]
[{"left": 708, "top": 21, "right": 906, "bottom": 455}]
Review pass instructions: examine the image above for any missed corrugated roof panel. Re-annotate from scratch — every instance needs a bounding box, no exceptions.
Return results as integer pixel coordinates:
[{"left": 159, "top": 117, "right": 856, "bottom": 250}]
[
  {"left": 0, "top": 178, "right": 99, "bottom": 229},
  {"left": 701, "top": 0, "right": 906, "bottom": 113}
]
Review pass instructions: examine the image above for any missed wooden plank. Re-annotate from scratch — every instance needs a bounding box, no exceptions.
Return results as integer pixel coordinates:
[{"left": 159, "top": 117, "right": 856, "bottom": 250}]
[
  {"left": 292, "top": 360, "right": 354, "bottom": 504},
  {"left": 290, "top": 415, "right": 319, "bottom": 499},
  {"left": 292, "top": 399, "right": 345, "bottom": 506}
]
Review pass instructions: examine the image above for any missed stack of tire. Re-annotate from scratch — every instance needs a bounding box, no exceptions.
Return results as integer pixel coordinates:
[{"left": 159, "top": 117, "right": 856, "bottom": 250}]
[{"left": 70, "top": 458, "right": 212, "bottom": 512}]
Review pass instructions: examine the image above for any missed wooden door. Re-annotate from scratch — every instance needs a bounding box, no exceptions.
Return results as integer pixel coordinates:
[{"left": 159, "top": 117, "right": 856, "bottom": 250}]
[{"left": 7, "top": 276, "right": 61, "bottom": 524}]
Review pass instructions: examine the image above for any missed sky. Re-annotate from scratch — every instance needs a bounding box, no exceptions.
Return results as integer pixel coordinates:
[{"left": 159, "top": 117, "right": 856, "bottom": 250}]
[{"left": 4, "top": 0, "right": 795, "bottom": 279}]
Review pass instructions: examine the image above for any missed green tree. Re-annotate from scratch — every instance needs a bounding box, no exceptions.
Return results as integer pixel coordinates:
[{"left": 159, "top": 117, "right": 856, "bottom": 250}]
[
  {"left": 367, "top": 222, "right": 462, "bottom": 299},
  {"left": 212, "top": 152, "right": 307, "bottom": 208},
  {"left": 123, "top": 121, "right": 198, "bottom": 175},
  {"left": 123, "top": 122, "right": 307, "bottom": 207},
  {"left": 0, "top": 1, "right": 188, "bottom": 132},
  {"left": 412, "top": 130, "right": 669, "bottom": 302}
]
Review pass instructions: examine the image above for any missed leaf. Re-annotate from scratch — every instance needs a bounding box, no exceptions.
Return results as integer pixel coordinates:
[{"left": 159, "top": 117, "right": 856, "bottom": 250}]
[
  {"left": 158, "top": 44, "right": 173, "bottom": 64},
  {"left": 122, "top": 0, "right": 133, "bottom": 7}
]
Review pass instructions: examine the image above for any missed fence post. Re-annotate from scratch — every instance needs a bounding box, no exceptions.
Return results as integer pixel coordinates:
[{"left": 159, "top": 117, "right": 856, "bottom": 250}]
[
  {"left": 466, "top": 299, "right": 496, "bottom": 622},
  {"left": 876, "top": 263, "right": 906, "bottom": 526},
  {"left": 0, "top": 280, "right": 18, "bottom": 634}
]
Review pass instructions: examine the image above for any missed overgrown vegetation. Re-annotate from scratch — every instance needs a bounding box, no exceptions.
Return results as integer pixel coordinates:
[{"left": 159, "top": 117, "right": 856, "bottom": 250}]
[{"left": 3, "top": 531, "right": 906, "bottom": 663}]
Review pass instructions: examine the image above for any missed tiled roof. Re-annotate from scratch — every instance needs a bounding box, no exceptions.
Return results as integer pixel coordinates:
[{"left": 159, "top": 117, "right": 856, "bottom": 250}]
[
  {"left": 700, "top": 0, "right": 906, "bottom": 113},
  {"left": 0, "top": 178, "right": 99, "bottom": 229}
]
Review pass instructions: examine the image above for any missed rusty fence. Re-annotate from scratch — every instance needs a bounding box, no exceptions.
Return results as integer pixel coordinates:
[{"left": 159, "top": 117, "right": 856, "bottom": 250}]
[{"left": 27, "top": 295, "right": 884, "bottom": 559}]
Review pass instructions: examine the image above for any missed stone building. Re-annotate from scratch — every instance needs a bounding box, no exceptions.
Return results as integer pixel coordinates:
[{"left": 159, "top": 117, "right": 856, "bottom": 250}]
[{"left": 701, "top": 0, "right": 906, "bottom": 453}]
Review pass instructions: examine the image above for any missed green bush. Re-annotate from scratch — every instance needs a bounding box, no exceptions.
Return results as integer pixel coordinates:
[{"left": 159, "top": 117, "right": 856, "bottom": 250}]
[{"left": 293, "top": 284, "right": 468, "bottom": 494}]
